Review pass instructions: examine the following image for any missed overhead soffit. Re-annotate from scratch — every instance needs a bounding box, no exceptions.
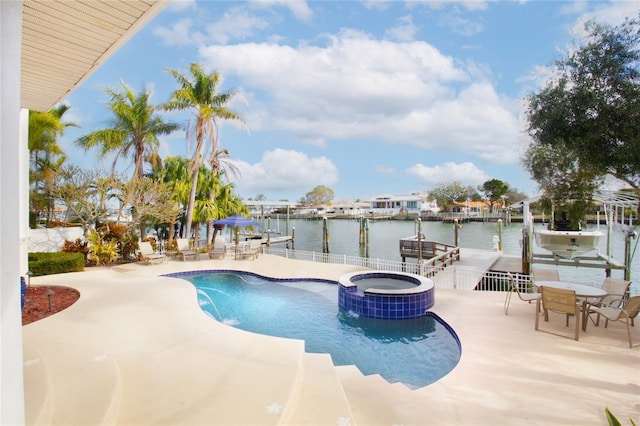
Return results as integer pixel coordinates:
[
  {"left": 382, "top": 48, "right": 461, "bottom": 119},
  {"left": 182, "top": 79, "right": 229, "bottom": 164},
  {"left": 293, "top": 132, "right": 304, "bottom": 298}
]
[{"left": 21, "top": 0, "right": 166, "bottom": 112}]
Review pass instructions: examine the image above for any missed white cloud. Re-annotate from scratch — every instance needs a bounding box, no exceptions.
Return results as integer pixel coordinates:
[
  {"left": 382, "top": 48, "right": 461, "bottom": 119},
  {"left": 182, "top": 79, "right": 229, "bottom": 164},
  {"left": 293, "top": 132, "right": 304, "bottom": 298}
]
[
  {"left": 228, "top": 148, "right": 338, "bottom": 194},
  {"left": 385, "top": 15, "right": 420, "bottom": 41},
  {"left": 362, "top": 0, "right": 392, "bottom": 12},
  {"left": 248, "top": 0, "right": 313, "bottom": 22},
  {"left": 154, "top": 18, "right": 202, "bottom": 46},
  {"left": 569, "top": 1, "right": 640, "bottom": 38},
  {"left": 440, "top": 14, "right": 484, "bottom": 37},
  {"left": 524, "top": 1, "right": 640, "bottom": 95},
  {"left": 206, "top": 7, "right": 270, "bottom": 45},
  {"left": 166, "top": 0, "right": 197, "bottom": 12},
  {"left": 406, "top": 161, "right": 490, "bottom": 186},
  {"left": 408, "top": 1, "right": 489, "bottom": 12},
  {"left": 199, "top": 30, "right": 526, "bottom": 164}
]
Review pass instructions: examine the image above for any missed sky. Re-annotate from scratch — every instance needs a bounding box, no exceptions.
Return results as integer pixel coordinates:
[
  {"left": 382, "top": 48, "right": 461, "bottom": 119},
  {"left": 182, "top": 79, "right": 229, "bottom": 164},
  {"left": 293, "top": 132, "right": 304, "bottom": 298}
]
[{"left": 57, "top": 0, "right": 639, "bottom": 203}]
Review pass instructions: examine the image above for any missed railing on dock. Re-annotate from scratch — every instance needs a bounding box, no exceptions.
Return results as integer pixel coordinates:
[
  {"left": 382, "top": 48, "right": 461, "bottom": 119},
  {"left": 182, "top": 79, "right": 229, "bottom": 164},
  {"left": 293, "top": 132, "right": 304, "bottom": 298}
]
[
  {"left": 263, "top": 246, "right": 501, "bottom": 290},
  {"left": 261, "top": 247, "right": 640, "bottom": 296}
]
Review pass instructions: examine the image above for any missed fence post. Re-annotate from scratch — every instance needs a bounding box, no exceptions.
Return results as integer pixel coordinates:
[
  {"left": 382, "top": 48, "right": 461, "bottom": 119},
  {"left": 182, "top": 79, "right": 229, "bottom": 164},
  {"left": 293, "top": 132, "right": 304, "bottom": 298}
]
[{"left": 453, "top": 266, "right": 458, "bottom": 290}]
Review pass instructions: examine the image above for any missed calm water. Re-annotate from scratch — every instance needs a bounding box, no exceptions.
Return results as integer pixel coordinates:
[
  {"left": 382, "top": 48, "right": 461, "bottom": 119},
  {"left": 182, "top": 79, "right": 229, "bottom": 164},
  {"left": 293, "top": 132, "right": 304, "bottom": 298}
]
[
  {"left": 231, "top": 217, "right": 640, "bottom": 286},
  {"left": 182, "top": 271, "right": 461, "bottom": 389}
]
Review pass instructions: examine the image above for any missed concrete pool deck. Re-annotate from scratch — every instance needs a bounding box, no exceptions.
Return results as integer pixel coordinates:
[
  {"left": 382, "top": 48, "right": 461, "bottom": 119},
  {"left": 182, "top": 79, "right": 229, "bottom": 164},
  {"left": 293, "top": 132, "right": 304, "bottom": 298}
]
[{"left": 23, "top": 254, "right": 639, "bottom": 425}]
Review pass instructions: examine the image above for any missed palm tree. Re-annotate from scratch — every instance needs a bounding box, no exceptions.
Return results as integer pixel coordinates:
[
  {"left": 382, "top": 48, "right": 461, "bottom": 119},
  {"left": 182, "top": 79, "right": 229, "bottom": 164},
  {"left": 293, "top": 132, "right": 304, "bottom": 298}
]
[
  {"left": 211, "top": 182, "right": 246, "bottom": 243},
  {"left": 163, "top": 63, "right": 244, "bottom": 240},
  {"left": 28, "top": 104, "right": 76, "bottom": 226},
  {"left": 158, "top": 156, "right": 191, "bottom": 241},
  {"left": 75, "top": 81, "right": 179, "bottom": 179}
]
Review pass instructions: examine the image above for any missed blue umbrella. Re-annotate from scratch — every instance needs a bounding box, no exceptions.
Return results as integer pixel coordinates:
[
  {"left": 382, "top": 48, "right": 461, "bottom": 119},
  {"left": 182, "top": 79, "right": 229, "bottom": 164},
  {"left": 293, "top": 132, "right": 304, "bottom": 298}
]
[
  {"left": 214, "top": 215, "right": 260, "bottom": 249},
  {"left": 214, "top": 214, "right": 260, "bottom": 227}
]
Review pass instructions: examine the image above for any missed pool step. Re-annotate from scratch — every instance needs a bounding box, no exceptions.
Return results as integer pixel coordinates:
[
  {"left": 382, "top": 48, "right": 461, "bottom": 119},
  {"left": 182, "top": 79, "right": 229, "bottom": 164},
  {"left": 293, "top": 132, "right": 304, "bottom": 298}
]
[
  {"left": 283, "top": 353, "right": 354, "bottom": 425},
  {"left": 336, "top": 365, "right": 440, "bottom": 426},
  {"left": 23, "top": 341, "right": 121, "bottom": 425}
]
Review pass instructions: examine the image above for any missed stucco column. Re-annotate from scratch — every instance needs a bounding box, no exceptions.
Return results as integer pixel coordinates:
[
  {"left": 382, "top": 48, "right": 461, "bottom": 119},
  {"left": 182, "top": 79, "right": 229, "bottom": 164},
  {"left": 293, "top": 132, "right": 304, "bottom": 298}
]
[{"left": 0, "top": 1, "right": 26, "bottom": 424}]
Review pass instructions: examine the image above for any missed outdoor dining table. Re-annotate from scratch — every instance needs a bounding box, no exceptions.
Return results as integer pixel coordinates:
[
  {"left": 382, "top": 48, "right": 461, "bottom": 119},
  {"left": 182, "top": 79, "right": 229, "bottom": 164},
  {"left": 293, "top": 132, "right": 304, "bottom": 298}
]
[
  {"left": 534, "top": 280, "right": 608, "bottom": 329},
  {"left": 534, "top": 281, "right": 608, "bottom": 298}
]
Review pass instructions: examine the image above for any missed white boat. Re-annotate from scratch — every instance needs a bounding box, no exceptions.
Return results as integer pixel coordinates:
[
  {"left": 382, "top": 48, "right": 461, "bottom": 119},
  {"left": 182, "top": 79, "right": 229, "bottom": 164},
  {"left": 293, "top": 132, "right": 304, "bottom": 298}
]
[{"left": 534, "top": 229, "right": 604, "bottom": 259}]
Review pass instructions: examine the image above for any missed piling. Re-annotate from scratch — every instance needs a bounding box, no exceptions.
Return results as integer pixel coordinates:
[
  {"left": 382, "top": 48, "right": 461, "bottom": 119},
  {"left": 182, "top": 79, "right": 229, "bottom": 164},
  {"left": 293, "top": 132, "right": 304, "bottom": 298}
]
[{"left": 322, "top": 217, "right": 329, "bottom": 253}]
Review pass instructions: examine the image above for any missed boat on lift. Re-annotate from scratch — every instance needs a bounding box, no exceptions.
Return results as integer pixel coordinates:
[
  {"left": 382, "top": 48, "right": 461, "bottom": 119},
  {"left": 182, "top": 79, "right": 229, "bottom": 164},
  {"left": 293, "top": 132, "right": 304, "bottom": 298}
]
[{"left": 534, "top": 228, "right": 604, "bottom": 259}]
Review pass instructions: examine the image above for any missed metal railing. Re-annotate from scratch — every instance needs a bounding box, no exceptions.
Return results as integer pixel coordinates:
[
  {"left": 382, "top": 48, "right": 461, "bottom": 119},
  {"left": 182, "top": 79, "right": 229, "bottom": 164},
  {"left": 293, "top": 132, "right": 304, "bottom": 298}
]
[
  {"left": 262, "top": 246, "right": 639, "bottom": 295},
  {"left": 263, "top": 246, "right": 509, "bottom": 290}
]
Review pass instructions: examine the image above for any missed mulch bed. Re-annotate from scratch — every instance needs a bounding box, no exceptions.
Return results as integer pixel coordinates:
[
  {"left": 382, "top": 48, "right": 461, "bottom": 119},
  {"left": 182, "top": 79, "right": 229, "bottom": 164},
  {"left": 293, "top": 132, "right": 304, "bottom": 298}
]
[{"left": 22, "top": 286, "right": 80, "bottom": 325}]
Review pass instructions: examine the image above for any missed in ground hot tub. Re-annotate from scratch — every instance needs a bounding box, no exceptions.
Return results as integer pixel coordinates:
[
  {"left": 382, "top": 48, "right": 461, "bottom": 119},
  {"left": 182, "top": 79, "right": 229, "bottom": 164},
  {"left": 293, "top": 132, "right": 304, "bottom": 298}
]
[{"left": 338, "top": 271, "right": 435, "bottom": 319}]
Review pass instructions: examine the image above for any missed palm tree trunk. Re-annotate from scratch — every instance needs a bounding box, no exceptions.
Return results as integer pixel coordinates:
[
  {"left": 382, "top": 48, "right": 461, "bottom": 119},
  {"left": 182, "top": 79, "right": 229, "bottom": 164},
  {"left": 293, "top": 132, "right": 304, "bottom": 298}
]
[
  {"left": 206, "top": 188, "right": 215, "bottom": 246},
  {"left": 184, "top": 170, "right": 198, "bottom": 239}
]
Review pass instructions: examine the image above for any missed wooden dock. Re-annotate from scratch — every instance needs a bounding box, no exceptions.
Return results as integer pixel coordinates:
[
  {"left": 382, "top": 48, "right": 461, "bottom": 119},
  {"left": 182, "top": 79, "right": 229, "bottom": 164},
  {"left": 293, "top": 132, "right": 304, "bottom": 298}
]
[
  {"left": 489, "top": 255, "right": 524, "bottom": 274},
  {"left": 264, "top": 235, "right": 294, "bottom": 246},
  {"left": 429, "top": 249, "right": 524, "bottom": 289}
]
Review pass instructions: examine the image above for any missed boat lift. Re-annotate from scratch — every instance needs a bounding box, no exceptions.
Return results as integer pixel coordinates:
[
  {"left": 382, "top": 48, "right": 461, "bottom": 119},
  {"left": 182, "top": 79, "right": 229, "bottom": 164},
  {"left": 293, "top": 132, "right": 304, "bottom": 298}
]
[{"left": 516, "top": 190, "right": 639, "bottom": 280}]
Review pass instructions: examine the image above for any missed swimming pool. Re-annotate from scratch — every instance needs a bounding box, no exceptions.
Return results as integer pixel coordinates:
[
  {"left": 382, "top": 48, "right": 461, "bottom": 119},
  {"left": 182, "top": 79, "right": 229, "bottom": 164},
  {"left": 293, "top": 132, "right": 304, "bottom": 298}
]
[{"left": 168, "top": 270, "right": 461, "bottom": 389}]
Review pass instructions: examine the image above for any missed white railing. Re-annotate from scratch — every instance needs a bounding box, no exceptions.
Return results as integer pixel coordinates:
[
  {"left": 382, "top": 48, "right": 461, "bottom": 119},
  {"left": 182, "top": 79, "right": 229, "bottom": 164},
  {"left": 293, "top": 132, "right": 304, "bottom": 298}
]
[
  {"left": 263, "top": 246, "right": 508, "bottom": 290},
  {"left": 262, "top": 247, "right": 640, "bottom": 296}
]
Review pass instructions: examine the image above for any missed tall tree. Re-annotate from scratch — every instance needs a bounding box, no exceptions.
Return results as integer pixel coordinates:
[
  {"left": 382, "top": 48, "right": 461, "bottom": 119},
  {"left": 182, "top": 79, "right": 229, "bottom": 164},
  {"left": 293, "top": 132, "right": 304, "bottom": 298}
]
[
  {"left": 479, "top": 179, "right": 509, "bottom": 212},
  {"left": 304, "top": 185, "right": 335, "bottom": 206},
  {"left": 429, "top": 182, "right": 478, "bottom": 212},
  {"left": 75, "top": 81, "right": 179, "bottom": 179},
  {"left": 54, "top": 166, "right": 119, "bottom": 236},
  {"left": 156, "top": 156, "right": 191, "bottom": 241},
  {"left": 163, "top": 63, "right": 244, "bottom": 239},
  {"left": 525, "top": 18, "right": 640, "bottom": 211},
  {"left": 205, "top": 148, "right": 240, "bottom": 245},
  {"left": 120, "top": 177, "right": 179, "bottom": 240},
  {"left": 28, "top": 105, "right": 76, "bottom": 226}
]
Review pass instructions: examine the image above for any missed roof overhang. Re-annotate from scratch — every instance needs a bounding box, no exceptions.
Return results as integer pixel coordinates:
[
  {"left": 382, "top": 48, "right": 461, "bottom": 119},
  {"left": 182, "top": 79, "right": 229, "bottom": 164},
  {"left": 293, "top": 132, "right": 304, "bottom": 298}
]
[{"left": 21, "top": 0, "right": 167, "bottom": 112}]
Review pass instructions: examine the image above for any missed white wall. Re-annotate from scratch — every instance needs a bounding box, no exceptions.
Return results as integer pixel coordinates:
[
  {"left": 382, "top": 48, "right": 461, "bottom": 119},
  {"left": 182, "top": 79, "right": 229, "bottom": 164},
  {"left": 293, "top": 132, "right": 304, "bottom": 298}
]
[
  {"left": 29, "top": 227, "right": 85, "bottom": 253},
  {"left": 0, "top": 2, "right": 26, "bottom": 423}
]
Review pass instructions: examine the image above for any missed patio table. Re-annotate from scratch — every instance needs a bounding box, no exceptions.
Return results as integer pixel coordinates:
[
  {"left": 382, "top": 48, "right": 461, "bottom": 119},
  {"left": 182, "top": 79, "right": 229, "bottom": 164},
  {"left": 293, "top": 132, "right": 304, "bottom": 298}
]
[
  {"left": 534, "top": 281, "right": 607, "bottom": 330},
  {"left": 534, "top": 281, "right": 607, "bottom": 298}
]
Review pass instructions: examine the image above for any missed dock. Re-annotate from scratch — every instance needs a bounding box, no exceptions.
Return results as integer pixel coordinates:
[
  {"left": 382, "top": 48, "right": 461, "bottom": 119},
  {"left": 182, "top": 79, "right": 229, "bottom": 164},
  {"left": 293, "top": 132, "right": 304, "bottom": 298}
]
[
  {"left": 430, "top": 249, "right": 524, "bottom": 289},
  {"left": 264, "top": 235, "right": 294, "bottom": 247}
]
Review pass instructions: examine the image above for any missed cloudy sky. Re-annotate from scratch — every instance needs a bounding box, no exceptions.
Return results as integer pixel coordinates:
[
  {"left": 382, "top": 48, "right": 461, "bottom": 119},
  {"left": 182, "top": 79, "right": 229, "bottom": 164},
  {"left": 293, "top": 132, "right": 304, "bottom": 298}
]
[{"left": 58, "top": 0, "right": 639, "bottom": 202}]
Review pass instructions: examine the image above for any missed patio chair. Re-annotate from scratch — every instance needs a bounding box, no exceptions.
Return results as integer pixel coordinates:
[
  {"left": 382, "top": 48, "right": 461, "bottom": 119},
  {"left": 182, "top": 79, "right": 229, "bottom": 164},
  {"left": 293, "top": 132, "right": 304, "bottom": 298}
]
[
  {"left": 138, "top": 241, "right": 167, "bottom": 264},
  {"left": 176, "top": 238, "right": 198, "bottom": 261},
  {"left": 531, "top": 267, "right": 560, "bottom": 283},
  {"left": 535, "top": 286, "right": 581, "bottom": 341},
  {"left": 584, "top": 295, "right": 640, "bottom": 348},
  {"left": 240, "top": 239, "right": 262, "bottom": 260},
  {"left": 209, "top": 237, "right": 227, "bottom": 259},
  {"left": 585, "top": 277, "right": 631, "bottom": 326},
  {"left": 504, "top": 272, "right": 541, "bottom": 315}
]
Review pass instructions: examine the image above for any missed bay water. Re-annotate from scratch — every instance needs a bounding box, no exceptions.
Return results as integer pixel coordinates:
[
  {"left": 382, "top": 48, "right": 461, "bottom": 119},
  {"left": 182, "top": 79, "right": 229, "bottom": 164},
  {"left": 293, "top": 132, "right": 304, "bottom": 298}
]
[{"left": 252, "top": 217, "right": 639, "bottom": 287}]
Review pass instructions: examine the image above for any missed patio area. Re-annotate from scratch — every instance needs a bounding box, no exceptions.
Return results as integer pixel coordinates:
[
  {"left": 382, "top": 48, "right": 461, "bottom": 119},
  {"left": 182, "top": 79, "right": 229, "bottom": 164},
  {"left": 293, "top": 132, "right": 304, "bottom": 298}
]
[{"left": 23, "top": 254, "right": 639, "bottom": 425}]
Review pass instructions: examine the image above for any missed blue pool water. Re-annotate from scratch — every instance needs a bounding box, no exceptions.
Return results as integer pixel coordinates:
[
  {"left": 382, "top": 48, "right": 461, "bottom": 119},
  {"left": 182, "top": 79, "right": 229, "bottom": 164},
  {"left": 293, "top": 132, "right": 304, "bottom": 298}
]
[{"left": 170, "top": 270, "right": 461, "bottom": 389}]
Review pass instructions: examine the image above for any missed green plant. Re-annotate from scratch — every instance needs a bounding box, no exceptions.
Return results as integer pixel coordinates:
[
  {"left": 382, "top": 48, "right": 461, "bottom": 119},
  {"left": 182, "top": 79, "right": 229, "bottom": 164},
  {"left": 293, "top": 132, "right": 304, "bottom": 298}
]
[
  {"left": 87, "top": 229, "right": 119, "bottom": 265},
  {"left": 606, "top": 407, "right": 637, "bottom": 426},
  {"left": 28, "top": 252, "right": 84, "bottom": 276},
  {"left": 103, "top": 223, "right": 138, "bottom": 261},
  {"left": 61, "top": 238, "right": 90, "bottom": 264}
]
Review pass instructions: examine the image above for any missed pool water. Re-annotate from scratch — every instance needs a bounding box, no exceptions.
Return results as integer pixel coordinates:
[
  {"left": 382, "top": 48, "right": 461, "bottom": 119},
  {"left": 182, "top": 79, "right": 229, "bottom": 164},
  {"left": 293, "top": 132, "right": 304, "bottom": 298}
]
[{"left": 178, "top": 271, "right": 461, "bottom": 389}]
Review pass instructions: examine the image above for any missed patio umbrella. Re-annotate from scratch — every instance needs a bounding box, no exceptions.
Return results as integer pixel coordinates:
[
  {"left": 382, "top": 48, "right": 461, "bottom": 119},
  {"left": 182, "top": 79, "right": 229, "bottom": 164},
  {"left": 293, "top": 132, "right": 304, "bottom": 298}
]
[
  {"left": 213, "top": 215, "right": 261, "bottom": 250},
  {"left": 214, "top": 214, "right": 260, "bottom": 228}
]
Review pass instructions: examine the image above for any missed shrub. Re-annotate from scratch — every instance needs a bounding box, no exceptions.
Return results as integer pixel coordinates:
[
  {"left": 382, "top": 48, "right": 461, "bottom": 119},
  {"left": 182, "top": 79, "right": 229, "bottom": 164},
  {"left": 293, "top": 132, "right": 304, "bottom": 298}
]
[
  {"left": 61, "top": 238, "right": 90, "bottom": 264},
  {"left": 28, "top": 252, "right": 84, "bottom": 276},
  {"left": 103, "top": 223, "right": 138, "bottom": 261},
  {"left": 87, "top": 229, "right": 119, "bottom": 266}
]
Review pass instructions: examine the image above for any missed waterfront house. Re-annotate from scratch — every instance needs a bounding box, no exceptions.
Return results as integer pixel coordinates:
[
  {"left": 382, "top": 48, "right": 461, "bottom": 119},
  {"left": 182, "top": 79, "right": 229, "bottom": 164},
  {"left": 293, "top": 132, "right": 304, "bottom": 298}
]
[
  {"left": 451, "top": 200, "right": 504, "bottom": 218},
  {"left": 369, "top": 193, "right": 439, "bottom": 216}
]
